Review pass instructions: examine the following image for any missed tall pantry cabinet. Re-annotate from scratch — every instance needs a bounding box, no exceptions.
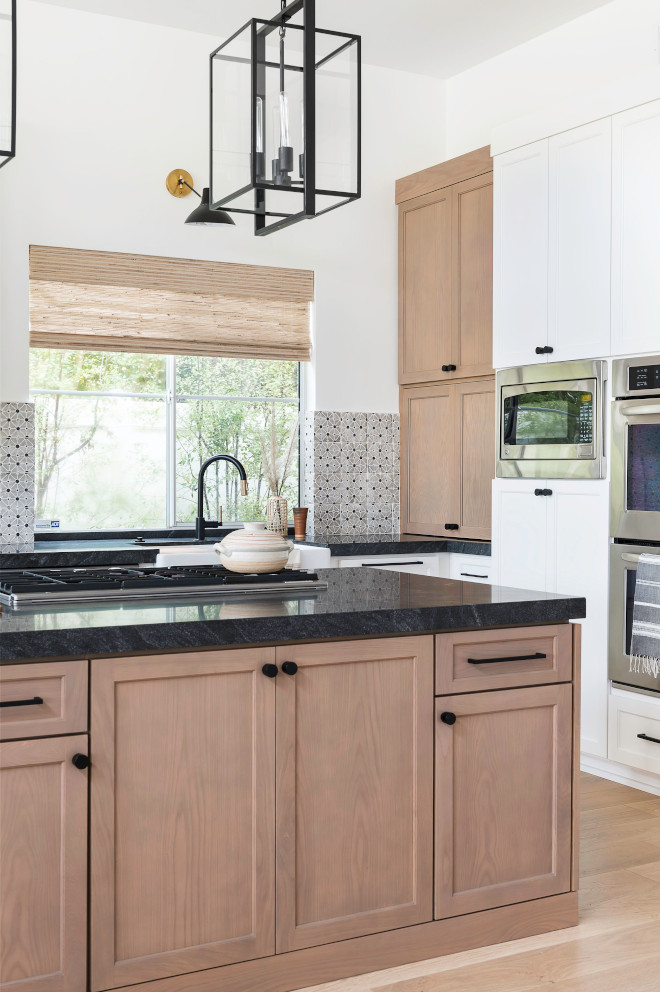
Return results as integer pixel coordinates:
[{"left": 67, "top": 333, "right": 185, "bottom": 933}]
[{"left": 397, "top": 147, "right": 495, "bottom": 539}]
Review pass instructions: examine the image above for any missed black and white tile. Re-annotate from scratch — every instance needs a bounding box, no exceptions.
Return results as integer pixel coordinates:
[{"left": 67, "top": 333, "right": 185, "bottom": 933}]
[
  {"left": 0, "top": 403, "right": 36, "bottom": 552},
  {"left": 303, "top": 411, "right": 400, "bottom": 536}
]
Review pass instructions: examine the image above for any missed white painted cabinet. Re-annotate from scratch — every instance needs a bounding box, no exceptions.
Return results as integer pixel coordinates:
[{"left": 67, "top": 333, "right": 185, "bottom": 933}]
[
  {"left": 336, "top": 554, "right": 449, "bottom": 576},
  {"left": 494, "top": 121, "right": 611, "bottom": 369},
  {"left": 493, "top": 479, "right": 609, "bottom": 758},
  {"left": 493, "top": 141, "right": 549, "bottom": 370},
  {"left": 612, "top": 99, "right": 660, "bottom": 357},
  {"left": 548, "top": 119, "right": 612, "bottom": 361}
]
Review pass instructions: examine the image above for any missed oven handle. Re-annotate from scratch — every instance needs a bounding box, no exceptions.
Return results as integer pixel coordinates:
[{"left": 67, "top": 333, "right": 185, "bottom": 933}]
[
  {"left": 621, "top": 553, "right": 642, "bottom": 564},
  {"left": 619, "top": 404, "right": 660, "bottom": 417}
]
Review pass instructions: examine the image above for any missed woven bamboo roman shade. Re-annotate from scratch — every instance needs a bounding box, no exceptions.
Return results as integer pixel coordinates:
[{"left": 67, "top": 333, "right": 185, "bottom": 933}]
[{"left": 29, "top": 246, "right": 314, "bottom": 362}]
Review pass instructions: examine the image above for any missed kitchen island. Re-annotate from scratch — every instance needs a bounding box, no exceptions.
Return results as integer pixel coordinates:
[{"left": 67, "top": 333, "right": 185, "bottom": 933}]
[{"left": 0, "top": 570, "right": 584, "bottom": 992}]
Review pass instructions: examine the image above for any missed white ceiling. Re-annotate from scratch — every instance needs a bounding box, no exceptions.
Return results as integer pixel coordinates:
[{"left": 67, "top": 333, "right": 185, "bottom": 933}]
[{"left": 37, "top": 0, "right": 616, "bottom": 78}]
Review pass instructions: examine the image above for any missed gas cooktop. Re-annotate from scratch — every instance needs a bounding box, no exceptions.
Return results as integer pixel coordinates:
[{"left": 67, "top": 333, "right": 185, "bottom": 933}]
[{"left": 0, "top": 565, "right": 326, "bottom": 608}]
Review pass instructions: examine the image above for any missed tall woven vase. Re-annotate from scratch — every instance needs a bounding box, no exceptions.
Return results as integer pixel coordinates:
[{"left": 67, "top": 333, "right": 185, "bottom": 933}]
[{"left": 266, "top": 497, "right": 288, "bottom": 537}]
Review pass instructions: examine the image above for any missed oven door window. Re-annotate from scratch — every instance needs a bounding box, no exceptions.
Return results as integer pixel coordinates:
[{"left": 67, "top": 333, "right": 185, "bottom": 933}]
[
  {"left": 503, "top": 390, "right": 593, "bottom": 447},
  {"left": 627, "top": 424, "right": 660, "bottom": 511}
]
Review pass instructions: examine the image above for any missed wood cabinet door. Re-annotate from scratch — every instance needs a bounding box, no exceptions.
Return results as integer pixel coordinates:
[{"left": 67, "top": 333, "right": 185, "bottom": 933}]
[
  {"left": 452, "top": 174, "right": 494, "bottom": 379},
  {"left": 400, "top": 382, "right": 459, "bottom": 536},
  {"left": 548, "top": 119, "right": 611, "bottom": 362},
  {"left": 0, "top": 735, "right": 87, "bottom": 992},
  {"left": 612, "top": 99, "right": 660, "bottom": 357},
  {"left": 455, "top": 379, "right": 494, "bottom": 539},
  {"left": 435, "top": 684, "right": 572, "bottom": 919},
  {"left": 90, "top": 649, "right": 276, "bottom": 991},
  {"left": 399, "top": 189, "right": 453, "bottom": 384},
  {"left": 275, "top": 636, "right": 434, "bottom": 952},
  {"left": 493, "top": 140, "right": 549, "bottom": 370}
]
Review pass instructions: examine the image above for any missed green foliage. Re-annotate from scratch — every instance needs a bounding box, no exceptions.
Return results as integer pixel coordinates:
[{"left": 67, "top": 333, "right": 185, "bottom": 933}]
[{"left": 30, "top": 349, "right": 299, "bottom": 530}]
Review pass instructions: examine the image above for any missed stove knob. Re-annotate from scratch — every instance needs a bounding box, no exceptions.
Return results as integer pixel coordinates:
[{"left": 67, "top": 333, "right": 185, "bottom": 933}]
[
  {"left": 72, "top": 753, "right": 90, "bottom": 770},
  {"left": 262, "top": 664, "right": 278, "bottom": 679},
  {"left": 281, "top": 661, "right": 298, "bottom": 676}
]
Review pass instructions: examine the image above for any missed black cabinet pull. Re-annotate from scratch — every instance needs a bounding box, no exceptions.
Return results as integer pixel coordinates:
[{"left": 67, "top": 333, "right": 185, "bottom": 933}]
[
  {"left": 535, "top": 346, "right": 554, "bottom": 355},
  {"left": 460, "top": 572, "right": 488, "bottom": 579},
  {"left": 440, "top": 712, "right": 457, "bottom": 726},
  {"left": 0, "top": 696, "right": 44, "bottom": 708},
  {"left": 72, "top": 753, "right": 89, "bottom": 770},
  {"left": 262, "top": 663, "right": 278, "bottom": 679},
  {"left": 467, "top": 651, "right": 547, "bottom": 665},
  {"left": 445, "top": 523, "right": 459, "bottom": 531},
  {"left": 637, "top": 733, "right": 660, "bottom": 746},
  {"left": 281, "top": 661, "right": 298, "bottom": 676},
  {"left": 361, "top": 561, "right": 423, "bottom": 567}
]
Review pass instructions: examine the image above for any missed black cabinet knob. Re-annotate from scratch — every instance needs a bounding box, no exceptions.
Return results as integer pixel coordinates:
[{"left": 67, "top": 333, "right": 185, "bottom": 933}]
[
  {"left": 441, "top": 364, "right": 457, "bottom": 372},
  {"left": 262, "top": 663, "right": 278, "bottom": 679},
  {"left": 281, "top": 661, "right": 298, "bottom": 676},
  {"left": 535, "top": 347, "right": 545, "bottom": 355},
  {"left": 534, "top": 488, "right": 544, "bottom": 496},
  {"left": 445, "top": 523, "right": 459, "bottom": 531},
  {"left": 72, "top": 753, "right": 89, "bottom": 770},
  {"left": 542, "top": 488, "right": 553, "bottom": 496},
  {"left": 535, "top": 346, "right": 554, "bottom": 355},
  {"left": 534, "top": 488, "right": 553, "bottom": 496},
  {"left": 440, "top": 712, "right": 457, "bottom": 726},
  {"left": 441, "top": 364, "right": 449, "bottom": 372}
]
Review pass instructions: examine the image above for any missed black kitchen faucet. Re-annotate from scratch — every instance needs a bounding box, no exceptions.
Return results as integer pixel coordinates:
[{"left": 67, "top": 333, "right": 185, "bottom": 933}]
[{"left": 195, "top": 454, "right": 249, "bottom": 541}]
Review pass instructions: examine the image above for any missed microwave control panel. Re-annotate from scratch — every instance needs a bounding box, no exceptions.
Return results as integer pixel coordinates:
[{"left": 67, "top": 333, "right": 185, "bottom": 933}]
[
  {"left": 578, "top": 400, "right": 593, "bottom": 443},
  {"left": 629, "top": 364, "right": 660, "bottom": 391}
]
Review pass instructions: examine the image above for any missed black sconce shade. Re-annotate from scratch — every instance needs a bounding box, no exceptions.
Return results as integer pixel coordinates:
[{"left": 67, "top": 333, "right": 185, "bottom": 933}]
[{"left": 185, "top": 187, "right": 235, "bottom": 225}]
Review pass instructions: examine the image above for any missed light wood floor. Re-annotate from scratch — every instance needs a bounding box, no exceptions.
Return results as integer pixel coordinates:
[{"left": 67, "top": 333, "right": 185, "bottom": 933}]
[{"left": 301, "top": 773, "right": 660, "bottom": 992}]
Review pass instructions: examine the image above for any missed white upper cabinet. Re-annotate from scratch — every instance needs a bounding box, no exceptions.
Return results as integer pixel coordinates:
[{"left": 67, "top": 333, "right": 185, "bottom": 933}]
[
  {"left": 493, "top": 141, "right": 549, "bottom": 370},
  {"left": 612, "top": 99, "right": 660, "bottom": 357},
  {"left": 548, "top": 119, "right": 612, "bottom": 362}
]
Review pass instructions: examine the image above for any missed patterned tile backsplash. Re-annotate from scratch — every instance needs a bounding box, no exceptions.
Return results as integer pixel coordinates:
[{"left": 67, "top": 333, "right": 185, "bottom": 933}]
[
  {"left": 0, "top": 403, "right": 36, "bottom": 552},
  {"left": 303, "top": 412, "right": 400, "bottom": 535}
]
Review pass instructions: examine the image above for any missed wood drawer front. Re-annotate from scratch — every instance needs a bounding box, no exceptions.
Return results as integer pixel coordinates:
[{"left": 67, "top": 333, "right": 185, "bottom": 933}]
[
  {"left": 608, "top": 690, "right": 660, "bottom": 775},
  {"left": 435, "top": 625, "right": 573, "bottom": 694},
  {"left": 0, "top": 661, "right": 88, "bottom": 741}
]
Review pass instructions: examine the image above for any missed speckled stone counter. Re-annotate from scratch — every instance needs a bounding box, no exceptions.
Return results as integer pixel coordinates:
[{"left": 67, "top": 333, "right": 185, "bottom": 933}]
[
  {"left": 298, "top": 534, "right": 491, "bottom": 556},
  {"left": 0, "top": 568, "right": 583, "bottom": 662}
]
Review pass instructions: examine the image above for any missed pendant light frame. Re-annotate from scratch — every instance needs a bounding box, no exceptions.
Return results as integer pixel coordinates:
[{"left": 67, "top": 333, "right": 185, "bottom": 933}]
[
  {"left": 0, "top": 0, "right": 16, "bottom": 169},
  {"left": 209, "top": 0, "right": 361, "bottom": 236}
]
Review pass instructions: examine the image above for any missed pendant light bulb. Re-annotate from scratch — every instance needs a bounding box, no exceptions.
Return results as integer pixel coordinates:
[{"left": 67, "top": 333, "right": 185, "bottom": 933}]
[{"left": 279, "top": 90, "right": 291, "bottom": 148}]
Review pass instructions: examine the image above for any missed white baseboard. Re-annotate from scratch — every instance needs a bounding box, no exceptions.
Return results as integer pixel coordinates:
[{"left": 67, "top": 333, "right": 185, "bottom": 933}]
[{"left": 581, "top": 752, "right": 660, "bottom": 797}]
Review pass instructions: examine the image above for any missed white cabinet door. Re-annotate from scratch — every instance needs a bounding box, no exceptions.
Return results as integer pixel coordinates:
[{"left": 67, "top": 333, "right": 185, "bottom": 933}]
[
  {"left": 337, "top": 555, "right": 448, "bottom": 577},
  {"left": 612, "top": 99, "right": 660, "bottom": 357},
  {"left": 493, "top": 141, "right": 549, "bottom": 370},
  {"left": 492, "top": 480, "right": 550, "bottom": 594},
  {"left": 548, "top": 119, "right": 612, "bottom": 362},
  {"left": 548, "top": 481, "right": 610, "bottom": 758}
]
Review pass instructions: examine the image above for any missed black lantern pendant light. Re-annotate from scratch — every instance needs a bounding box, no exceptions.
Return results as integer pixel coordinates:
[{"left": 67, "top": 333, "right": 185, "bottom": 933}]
[
  {"left": 210, "top": 0, "right": 360, "bottom": 235},
  {"left": 0, "top": 0, "right": 16, "bottom": 169}
]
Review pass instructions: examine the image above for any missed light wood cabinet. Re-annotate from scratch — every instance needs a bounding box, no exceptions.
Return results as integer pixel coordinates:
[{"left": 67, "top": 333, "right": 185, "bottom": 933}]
[
  {"left": 398, "top": 152, "right": 493, "bottom": 385},
  {"left": 0, "top": 735, "right": 88, "bottom": 992},
  {"left": 435, "top": 683, "right": 573, "bottom": 918},
  {"left": 274, "top": 636, "right": 434, "bottom": 952},
  {"left": 89, "top": 649, "right": 276, "bottom": 990},
  {"left": 401, "top": 378, "right": 494, "bottom": 538}
]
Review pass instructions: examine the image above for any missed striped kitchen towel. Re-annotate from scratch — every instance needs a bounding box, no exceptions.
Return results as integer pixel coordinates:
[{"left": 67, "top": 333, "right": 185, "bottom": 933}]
[{"left": 630, "top": 553, "right": 660, "bottom": 679}]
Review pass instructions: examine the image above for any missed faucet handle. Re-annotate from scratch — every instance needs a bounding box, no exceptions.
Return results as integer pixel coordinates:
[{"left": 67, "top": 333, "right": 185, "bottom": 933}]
[{"left": 240, "top": 480, "right": 249, "bottom": 496}]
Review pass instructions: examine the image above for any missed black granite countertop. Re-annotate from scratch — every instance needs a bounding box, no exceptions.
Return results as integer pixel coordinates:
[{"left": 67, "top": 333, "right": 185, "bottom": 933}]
[
  {"left": 297, "top": 534, "right": 491, "bottom": 557},
  {"left": 0, "top": 569, "right": 583, "bottom": 663},
  {"left": 0, "top": 533, "right": 490, "bottom": 571}
]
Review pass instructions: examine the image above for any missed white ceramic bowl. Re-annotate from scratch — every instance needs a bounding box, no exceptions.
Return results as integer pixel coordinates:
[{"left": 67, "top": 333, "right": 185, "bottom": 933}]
[{"left": 215, "top": 522, "right": 294, "bottom": 574}]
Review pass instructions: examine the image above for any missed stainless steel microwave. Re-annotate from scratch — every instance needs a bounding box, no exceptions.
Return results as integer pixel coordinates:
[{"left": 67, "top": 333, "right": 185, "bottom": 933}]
[{"left": 496, "top": 360, "right": 606, "bottom": 479}]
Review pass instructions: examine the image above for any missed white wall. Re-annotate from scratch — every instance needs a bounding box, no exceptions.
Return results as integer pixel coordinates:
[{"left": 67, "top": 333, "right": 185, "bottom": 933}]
[
  {"left": 0, "top": 1, "right": 446, "bottom": 411},
  {"left": 445, "top": 0, "right": 660, "bottom": 156}
]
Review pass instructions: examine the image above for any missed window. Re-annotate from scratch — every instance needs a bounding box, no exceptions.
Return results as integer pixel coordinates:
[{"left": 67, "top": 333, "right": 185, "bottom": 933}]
[{"left": 30, "top": 349, "right": 300, "bottom": 532}]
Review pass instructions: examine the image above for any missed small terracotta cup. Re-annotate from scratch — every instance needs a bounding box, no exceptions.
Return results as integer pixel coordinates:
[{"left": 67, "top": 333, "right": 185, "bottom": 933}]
[{"left": 293, "top": 507, "right": 308, "bottom": 541}]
